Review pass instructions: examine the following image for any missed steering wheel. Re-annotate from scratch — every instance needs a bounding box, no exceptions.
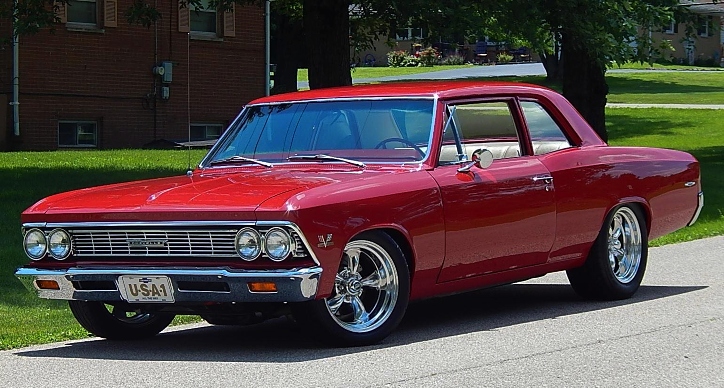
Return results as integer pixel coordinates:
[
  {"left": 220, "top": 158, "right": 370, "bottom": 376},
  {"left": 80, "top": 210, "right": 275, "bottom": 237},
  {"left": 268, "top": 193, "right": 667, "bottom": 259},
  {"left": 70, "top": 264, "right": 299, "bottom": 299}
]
[{"left": 374, "top": 137, "right": 426, "bottom": 158}]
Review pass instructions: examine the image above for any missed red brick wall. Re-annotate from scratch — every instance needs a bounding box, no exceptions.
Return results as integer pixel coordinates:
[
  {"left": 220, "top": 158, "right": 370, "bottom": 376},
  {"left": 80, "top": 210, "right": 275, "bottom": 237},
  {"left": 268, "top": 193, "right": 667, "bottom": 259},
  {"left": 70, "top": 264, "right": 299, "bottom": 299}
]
[{"left": 1, "top": 0, "right": 264, "bottom": 150}]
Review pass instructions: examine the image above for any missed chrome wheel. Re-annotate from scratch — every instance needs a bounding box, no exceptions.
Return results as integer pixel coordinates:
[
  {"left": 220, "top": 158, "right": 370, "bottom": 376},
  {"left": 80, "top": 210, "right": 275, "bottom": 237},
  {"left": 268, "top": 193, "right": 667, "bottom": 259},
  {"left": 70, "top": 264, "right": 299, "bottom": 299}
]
[
  {"left": 607, "top": 207, "right": 643, "bottom": 284},
  {"left": 325, "top": 240, "right": 399, "bottom": 333}
]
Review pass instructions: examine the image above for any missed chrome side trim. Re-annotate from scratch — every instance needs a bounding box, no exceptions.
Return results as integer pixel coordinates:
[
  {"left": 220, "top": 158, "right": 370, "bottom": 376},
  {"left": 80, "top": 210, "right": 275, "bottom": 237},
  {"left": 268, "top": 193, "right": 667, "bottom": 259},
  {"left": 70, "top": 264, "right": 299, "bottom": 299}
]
[
  {"left": 685, "top": 181, "right": 696, "bottom": 187},
  {"left": 688, "top": 191, "right": 704, "bottom": 227}
]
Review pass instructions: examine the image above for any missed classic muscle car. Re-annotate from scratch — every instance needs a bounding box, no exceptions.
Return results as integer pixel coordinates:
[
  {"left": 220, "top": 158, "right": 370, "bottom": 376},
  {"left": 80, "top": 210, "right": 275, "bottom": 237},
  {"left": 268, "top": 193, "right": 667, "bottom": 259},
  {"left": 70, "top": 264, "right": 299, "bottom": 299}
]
[{"left": 16, "top": 81, "right": 703, "bottom": 346}]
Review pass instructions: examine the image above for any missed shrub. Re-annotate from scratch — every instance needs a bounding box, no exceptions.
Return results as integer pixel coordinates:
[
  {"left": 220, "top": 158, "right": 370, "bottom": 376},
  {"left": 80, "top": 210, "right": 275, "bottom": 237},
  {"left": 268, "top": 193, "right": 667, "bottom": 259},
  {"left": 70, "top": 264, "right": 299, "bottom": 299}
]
[
  {"left": 440, "top": 55, "right": 466, "bottom": 65},
  {"left": 418, "top": 47, "right": 440, "bottom": 67},
  {"left": 386, "top": 50, "right": 408, "bottom": 67},
  {"left": 401, "top": 55, "right": 421, "bottom": 67},
  {"left": 497, "top": 52, "right": 514, "bottom": 63}
]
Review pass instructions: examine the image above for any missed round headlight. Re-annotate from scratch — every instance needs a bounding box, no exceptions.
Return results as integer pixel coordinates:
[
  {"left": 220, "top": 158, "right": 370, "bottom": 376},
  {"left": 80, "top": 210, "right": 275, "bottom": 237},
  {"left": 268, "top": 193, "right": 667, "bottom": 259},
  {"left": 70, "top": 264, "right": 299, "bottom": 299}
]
[
  {"left": 264, "top": 227, "right": 294, "bottom": 262},
  {"left": 48, "top": 229, "right": 71, "bottom": 260},
  {"left": 235, "top": 227, "right": 262, "bottom": 261},
  {"left": 23, "top": 229, "right": 47, "bottom": 260}
]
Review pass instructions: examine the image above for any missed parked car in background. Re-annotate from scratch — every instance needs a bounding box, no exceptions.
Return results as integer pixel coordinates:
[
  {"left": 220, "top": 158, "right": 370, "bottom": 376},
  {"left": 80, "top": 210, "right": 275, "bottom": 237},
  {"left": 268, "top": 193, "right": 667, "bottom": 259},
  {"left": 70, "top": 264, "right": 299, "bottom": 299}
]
[{"left": 16, "top": 82, "right": 703, "bottom": 346}]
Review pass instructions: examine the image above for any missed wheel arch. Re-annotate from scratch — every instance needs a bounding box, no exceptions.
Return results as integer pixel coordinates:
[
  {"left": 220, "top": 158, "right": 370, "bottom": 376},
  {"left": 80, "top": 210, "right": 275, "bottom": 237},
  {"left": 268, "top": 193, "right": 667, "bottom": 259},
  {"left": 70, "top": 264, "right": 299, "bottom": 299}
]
[
  {"left": 350, "top": 225, "right": 416, "bottom": 281},
  {"left": 612, "top": 197, "right": 652, "bottom": 238}
]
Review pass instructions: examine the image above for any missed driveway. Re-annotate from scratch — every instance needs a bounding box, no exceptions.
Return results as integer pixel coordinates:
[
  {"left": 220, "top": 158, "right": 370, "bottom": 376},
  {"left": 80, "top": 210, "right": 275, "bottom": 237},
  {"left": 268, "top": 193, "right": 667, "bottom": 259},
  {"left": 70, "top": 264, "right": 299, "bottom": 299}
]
[{"left": 2, "top": 236, "right": 722, "bottom": 387}]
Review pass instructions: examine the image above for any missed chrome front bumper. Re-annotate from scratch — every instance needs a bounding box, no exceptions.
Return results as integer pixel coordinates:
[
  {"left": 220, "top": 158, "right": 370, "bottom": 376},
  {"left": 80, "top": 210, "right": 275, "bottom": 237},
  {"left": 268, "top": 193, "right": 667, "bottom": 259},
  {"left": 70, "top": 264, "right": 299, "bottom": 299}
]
[{"left": 15, "top": 266, "right": 322, "bottom": 303}]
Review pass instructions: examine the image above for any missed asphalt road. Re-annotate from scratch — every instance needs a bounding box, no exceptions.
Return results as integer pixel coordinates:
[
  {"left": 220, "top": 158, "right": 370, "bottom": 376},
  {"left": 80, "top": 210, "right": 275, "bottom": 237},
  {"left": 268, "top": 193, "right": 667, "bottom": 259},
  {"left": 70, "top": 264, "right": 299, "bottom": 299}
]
[{"left": 1, "top": 236, "right": 722, "bottom": 387}]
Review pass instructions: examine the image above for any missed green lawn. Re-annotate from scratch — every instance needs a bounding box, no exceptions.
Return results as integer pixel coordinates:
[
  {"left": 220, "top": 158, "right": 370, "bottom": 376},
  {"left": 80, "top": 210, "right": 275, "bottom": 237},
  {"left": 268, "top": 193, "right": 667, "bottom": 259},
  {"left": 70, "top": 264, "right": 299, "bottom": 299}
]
[
  {"left": 607, "top": 72, "right": 724, "bottom": 104},
  {"left": 0, "top": 150, "right": 207, "bottom": 350},
  {"left": 606, "top": 108, "right": 724, "bottom": 246}
]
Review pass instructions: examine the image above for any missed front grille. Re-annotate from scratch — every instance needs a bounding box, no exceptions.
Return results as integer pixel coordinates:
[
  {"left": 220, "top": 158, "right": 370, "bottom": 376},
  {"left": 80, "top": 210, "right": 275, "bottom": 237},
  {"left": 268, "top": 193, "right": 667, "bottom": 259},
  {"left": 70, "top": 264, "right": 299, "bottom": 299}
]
[{"left": 68, "top": 227, "right": 310, "bottom": 260}]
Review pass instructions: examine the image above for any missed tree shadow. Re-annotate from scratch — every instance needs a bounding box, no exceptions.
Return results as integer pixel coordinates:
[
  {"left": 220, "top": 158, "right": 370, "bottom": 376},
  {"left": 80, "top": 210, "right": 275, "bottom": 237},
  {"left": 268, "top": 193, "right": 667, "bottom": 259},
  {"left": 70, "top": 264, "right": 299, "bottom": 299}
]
[
  {"left": 604, "top": 111, "right": 686, "bottom": 141},
  {"left": 606, "top": 75, "right": 724, "bottom": 96},
  {"left": 13, "top": 283, "right": 706, "bottom": 362}
]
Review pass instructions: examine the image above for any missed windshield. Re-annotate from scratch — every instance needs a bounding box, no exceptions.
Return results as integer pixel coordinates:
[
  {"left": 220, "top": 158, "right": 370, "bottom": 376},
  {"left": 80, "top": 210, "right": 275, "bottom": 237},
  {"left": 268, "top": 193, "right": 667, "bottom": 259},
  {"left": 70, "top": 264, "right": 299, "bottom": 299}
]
[{"left": 204, "top": 99, "right": 435, "bottom": 166}]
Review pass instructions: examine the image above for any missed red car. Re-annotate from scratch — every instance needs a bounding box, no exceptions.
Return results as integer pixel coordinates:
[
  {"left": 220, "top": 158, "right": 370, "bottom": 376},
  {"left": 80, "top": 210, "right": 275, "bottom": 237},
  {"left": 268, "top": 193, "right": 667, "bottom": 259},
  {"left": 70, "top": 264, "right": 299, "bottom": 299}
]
[{"left": 16, "top": 82, "right": 703, "bottom": 346}]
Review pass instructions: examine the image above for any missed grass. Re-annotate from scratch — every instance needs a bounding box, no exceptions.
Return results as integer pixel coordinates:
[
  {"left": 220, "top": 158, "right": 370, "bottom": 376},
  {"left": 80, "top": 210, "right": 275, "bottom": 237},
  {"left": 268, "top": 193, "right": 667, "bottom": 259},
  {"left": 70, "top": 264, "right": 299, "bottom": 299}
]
[
  {"left": 606, "top": 108, "right": 724, "bottom": 246},
  {"left": 0, "top": 149, "right": 207, "bottom": 350},
  {"left": 611, "top": 62, "right": 724, "bottom": 71},
  {"left": 1, "top": 71, "right": 723, "bottom": 350}
]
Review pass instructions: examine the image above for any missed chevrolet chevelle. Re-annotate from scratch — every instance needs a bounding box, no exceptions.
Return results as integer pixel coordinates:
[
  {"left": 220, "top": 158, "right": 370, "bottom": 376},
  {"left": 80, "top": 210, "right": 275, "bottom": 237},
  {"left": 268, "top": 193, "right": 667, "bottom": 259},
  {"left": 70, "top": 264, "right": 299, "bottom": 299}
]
[{"left": 16, "top": 82, "right": 703, "bottom": 346}]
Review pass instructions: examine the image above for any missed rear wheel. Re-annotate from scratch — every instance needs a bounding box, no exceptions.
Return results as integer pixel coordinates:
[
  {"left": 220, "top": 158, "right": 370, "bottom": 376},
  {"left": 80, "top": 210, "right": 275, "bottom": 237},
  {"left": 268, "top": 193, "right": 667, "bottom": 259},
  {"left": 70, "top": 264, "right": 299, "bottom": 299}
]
[
  {"left": 293, "top": 231, "right": 410, "bottom": 346},
  {"left": 69, "top": 301, "right": 175, "bottom": 340},
  {"left": 567, "top": 205, "right": 648, "bottom": 300}
]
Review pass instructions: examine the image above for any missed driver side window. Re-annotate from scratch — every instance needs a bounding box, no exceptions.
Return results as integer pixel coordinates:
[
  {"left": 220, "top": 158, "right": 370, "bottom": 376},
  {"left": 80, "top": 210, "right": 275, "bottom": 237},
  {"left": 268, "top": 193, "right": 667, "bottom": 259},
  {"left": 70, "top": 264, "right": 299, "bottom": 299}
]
[{"left": 439, "top": 101, "right": 521, "bottom": 165}]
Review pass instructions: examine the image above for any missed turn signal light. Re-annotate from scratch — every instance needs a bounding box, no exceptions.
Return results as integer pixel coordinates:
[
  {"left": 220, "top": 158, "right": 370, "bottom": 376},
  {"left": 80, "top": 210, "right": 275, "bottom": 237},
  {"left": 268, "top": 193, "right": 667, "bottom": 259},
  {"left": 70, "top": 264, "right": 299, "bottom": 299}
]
[
  {"left": 36, "top": 279, "right": 60, "bottom": 290},
  {"left": 248, "top": 282, "right": 277, "bottom": 293}
]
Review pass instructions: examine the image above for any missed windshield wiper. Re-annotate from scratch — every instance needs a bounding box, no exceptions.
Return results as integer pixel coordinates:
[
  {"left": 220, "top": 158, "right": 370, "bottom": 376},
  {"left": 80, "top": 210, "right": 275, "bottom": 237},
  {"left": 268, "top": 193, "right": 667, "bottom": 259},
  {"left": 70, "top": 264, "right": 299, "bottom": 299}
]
[
  {"left": 207, "top": 155, "right": 273, "bottom": 168},
  {"left": 287, "top": 154, "right": 366, "bottom": 168}
]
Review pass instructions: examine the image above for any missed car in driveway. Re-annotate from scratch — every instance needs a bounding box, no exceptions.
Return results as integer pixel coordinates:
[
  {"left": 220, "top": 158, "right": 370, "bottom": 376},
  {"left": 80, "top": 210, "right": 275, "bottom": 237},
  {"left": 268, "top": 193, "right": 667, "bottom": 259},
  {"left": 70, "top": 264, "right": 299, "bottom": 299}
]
[{"left": 15, "top": 81, "right": 703, "bottom": 346}]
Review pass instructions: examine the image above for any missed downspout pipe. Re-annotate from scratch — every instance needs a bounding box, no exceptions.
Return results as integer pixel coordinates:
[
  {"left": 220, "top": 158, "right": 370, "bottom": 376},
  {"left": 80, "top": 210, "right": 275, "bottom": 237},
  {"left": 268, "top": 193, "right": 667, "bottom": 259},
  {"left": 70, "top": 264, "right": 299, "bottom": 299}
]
[
  {"left": 12, "top": 0, "right": 19, "bottom": 136},
  {"left": 265, "top": 0, "right": 270, "bottom": 96}
]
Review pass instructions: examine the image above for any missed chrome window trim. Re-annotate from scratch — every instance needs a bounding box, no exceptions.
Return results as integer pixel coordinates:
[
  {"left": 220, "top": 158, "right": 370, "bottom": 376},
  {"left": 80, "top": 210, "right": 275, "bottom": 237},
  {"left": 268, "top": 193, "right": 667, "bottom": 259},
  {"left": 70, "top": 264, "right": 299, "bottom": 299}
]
[{"left": 22, "top": 221, "right": 320, "bottom": 265}]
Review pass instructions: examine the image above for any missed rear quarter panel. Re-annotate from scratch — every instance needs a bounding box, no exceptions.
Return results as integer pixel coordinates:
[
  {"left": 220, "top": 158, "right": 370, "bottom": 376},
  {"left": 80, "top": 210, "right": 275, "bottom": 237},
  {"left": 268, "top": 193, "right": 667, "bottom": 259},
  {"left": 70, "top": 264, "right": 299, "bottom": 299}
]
[{"left": 541, "top": 146, "right": 700, "bottom": 265}]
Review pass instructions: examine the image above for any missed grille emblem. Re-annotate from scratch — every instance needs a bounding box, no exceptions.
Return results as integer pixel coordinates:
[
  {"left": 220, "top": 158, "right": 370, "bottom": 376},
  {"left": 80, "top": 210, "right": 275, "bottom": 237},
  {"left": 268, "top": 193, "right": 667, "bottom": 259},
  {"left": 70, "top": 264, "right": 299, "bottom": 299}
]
[{"left": 127, "top": 239, "right": 168, "bottom": 247}]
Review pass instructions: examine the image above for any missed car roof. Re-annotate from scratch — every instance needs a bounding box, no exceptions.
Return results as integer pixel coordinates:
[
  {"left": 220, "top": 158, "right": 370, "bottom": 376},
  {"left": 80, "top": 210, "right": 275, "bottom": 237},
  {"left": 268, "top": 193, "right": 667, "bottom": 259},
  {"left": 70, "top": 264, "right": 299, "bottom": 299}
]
[{"left": 249, "top": 81, "right": 556, "bottom": 104}]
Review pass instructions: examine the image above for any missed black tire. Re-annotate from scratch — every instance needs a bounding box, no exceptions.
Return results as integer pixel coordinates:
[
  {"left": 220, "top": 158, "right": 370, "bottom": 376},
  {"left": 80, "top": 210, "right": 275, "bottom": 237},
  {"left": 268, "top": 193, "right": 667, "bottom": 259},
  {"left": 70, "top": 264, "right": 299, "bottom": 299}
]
[
  {"left": 68, "top": 301, "right": 175, "bottom": 340},
  {"left": 567, "top": 204, "right": 648, "bottom": 300},
  {"left": 293, "top": 231, "right": 410, "bottom": 347}
]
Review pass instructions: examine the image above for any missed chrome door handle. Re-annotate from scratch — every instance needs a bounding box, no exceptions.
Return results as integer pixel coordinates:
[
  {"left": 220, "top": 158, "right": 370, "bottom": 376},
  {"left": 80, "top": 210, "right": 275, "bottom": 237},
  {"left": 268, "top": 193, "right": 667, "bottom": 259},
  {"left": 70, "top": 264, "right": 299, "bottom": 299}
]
[{"left": 532, "top": 175, "right": 553, "bottom": 183}]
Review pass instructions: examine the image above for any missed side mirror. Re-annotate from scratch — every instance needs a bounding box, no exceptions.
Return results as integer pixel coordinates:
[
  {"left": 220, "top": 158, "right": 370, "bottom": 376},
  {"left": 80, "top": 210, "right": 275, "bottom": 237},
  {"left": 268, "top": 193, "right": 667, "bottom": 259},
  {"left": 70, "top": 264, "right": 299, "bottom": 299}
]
[
  {"left": 471, "top": 148, "right": 494, "bottom": 169},
  {"left": 457, "top": 148, "right": 493, "bottom": 172}
]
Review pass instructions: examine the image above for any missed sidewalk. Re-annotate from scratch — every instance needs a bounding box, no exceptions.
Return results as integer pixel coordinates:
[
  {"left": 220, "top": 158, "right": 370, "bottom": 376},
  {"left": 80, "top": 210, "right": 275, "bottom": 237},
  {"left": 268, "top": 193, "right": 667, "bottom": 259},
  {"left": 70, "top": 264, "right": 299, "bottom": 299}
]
[{"left": 607, "top": 103, "right": 724, "bottom": 109}]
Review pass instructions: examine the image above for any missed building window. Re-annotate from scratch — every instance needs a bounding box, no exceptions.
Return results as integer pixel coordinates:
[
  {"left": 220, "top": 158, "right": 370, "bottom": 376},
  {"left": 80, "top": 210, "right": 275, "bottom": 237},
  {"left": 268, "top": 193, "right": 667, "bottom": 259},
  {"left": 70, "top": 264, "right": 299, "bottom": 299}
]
[
  {"left": 58, "top": 121, "right": 98, "bottom": 147},
  {"left": 191, "top": 0, "right": 217, "bottom": 34},
  {"left": 396, "top": 27, "right": 424, "bottom": 41},
  {"left": 67, "top": 0, "right": 97, "bottom": 25},
  {"left": 697, "top": 16, "right": 712, "bottom": 37},
  {"left": 190, "top": 124, "right": 223, "bottom": 141},
  {"left": 664, "top": 19, "right": 678, "bottom": 34}
]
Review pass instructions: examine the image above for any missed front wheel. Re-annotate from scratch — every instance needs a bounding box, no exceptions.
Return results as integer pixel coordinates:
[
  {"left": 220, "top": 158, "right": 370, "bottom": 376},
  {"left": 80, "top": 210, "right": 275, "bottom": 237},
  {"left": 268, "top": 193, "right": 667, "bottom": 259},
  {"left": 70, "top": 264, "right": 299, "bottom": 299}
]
[
  {"left": 69, "top": 301, "right": 175, "bottom": 340},
  {"left": 567, "top": 205, "right": 648, "bottom": 300},
  {"left": 293, "top": 231, "right": 410, "bottom": 346}
]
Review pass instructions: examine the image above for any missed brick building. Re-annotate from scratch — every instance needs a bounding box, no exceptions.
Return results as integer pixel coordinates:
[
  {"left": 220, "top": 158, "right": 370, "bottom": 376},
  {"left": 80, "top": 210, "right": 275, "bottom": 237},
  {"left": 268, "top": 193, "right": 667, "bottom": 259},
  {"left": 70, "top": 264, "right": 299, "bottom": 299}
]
[{"left": 0, "top": 0, "right": 265, "bottom": 151}]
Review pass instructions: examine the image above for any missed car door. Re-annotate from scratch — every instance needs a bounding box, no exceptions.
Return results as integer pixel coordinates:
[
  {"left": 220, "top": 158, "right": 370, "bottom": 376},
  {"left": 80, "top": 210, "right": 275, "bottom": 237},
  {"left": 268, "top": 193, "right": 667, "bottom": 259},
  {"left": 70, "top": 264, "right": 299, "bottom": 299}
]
[{"left": 428, "top": 98, "right": 557, "bottom": 283}]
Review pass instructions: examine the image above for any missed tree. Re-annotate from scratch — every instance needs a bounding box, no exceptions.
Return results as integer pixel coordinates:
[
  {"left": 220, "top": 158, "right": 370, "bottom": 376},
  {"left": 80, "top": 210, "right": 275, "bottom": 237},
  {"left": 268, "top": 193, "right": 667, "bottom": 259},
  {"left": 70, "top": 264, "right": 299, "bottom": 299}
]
[
  {"left": 1, "top": 0, "right": 69, "bottom": 41},
  {"left": 485, "top": 0, "right": 689, "bottom": 142}
]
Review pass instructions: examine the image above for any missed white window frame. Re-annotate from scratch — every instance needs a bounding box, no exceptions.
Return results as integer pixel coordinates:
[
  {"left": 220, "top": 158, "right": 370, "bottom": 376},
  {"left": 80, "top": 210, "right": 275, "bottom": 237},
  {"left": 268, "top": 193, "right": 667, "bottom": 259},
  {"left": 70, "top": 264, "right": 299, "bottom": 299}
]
[
  {"left": 396, "top": 27, "right": 424, "bottom": 41},
  {"left": 58, "top": 121, "right": 98, "bottom": 148},
  {"left": 698, "top": 16, "right": 710, "bottom": 37},
  {"left": 664, "top": 20, "right": 676, "bottom": 35},
  {"left": 190, "top": 123, "right": 223, "bottom": 141}
]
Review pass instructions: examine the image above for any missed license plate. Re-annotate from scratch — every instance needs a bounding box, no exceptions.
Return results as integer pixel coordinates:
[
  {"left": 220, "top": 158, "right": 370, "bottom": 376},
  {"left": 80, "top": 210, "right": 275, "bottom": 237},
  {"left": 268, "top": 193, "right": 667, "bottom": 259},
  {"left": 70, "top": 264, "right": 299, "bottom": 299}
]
[{"left": 118, "top": 276, "right": 175, "bottom": 303}]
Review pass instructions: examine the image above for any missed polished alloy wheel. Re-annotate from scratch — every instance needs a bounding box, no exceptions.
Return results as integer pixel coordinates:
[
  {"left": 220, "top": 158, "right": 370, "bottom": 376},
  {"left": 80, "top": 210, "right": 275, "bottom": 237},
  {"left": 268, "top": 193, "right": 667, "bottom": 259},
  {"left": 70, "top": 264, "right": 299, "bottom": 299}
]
[
  {"left": 607, "top": 207, "right": 643, "bottom": 284},
  {"left": 325, "top": 240, "right": 399, "bottom": 333}
]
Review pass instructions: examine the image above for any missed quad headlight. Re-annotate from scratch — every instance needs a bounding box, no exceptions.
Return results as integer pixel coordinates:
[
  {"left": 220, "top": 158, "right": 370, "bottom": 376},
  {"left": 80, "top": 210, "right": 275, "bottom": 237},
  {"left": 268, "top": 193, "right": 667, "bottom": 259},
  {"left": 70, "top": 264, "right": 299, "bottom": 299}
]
[
  {"left": 47, "top": 229, "right": 71, "bottom": 260},
  {"left": 23, "top": 229, "right": 47, "bottom": 260},
  {"left": 264, "top": 227, "right": 294, "bottom": 262},
  {"left": 235, "top": 227, "right": 262, "bottom": 261}
]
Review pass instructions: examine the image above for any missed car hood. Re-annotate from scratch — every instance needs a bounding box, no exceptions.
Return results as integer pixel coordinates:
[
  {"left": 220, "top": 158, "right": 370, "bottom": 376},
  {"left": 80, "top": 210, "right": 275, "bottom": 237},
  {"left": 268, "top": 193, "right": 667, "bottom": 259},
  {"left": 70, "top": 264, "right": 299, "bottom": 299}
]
[{"left": 23, "top": 167, "right": 371, "bottom": 222}]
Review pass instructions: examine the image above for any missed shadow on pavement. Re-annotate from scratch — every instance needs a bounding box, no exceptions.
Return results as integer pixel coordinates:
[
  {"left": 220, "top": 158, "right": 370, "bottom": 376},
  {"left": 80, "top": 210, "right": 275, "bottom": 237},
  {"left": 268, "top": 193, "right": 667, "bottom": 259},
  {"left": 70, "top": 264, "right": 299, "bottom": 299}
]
[{"left": 14, "top": 283, "right": 706, "bottom": 362}]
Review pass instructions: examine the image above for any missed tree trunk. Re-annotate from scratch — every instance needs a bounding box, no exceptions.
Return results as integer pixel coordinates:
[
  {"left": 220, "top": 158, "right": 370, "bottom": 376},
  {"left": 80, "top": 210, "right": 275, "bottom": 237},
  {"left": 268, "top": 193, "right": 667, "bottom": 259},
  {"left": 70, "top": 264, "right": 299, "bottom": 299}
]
[
  {"left": 271, "top": 12, "right": 304, "bottom": 94},
  {"left": 540, "top": 38, "right": 562, "bottom": 81},
  {"left": 560, "top": 32, "right": 609, "bottom": 143},
  {"left": 303, "top": 0, "right": 352, "bottom": 89}
]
